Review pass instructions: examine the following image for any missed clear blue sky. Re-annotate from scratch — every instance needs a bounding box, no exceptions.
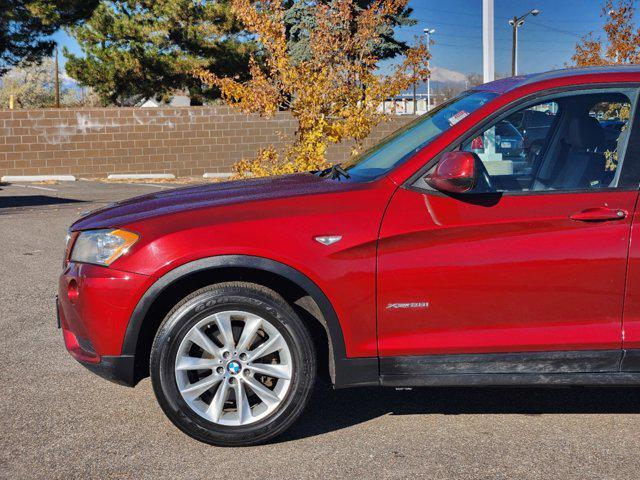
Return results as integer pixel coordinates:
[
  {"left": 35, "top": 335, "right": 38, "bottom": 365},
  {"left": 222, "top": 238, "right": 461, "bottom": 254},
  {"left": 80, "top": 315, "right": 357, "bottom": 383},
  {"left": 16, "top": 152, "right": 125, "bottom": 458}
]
[
  {"left": 399, "top": 0, "right": 605, "bottom": 75},
  {"left": 53, "top": 0, "right": 608, "bottom": 77}
]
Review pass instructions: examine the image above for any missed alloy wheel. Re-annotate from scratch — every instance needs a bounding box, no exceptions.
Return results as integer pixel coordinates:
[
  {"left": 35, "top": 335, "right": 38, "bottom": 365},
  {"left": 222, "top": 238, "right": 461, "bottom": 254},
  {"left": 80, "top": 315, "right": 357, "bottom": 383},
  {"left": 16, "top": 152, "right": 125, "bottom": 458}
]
[{"left": 174, "top": 310, "right": 293, "bottom": 426}]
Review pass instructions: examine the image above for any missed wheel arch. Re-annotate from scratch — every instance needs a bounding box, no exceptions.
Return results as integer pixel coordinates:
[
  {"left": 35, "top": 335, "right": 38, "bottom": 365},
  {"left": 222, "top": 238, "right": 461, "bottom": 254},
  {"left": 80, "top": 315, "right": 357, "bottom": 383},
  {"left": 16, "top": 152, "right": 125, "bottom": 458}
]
[{"left": 122, "top": 255, "right": 378, "bottom": 388}]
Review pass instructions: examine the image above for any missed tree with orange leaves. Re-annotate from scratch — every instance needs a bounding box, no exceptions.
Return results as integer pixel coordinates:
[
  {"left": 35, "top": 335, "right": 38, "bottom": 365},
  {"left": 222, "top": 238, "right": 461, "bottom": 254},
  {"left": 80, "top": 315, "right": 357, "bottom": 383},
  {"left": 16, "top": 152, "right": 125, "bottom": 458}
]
[
  {"left": 198, "top": 0, "right": 430, "bottom": 177},
  {"left": 573, "top": 0, "right": 640, "bottom": 66}
]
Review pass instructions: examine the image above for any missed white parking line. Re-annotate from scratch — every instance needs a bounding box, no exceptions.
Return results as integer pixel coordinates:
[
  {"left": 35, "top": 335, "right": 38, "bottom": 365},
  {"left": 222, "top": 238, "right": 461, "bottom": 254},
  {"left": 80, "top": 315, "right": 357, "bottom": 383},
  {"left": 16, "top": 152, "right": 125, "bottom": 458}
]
[{"left": 6, "top": 184, "right": 58, "bottom": 192}]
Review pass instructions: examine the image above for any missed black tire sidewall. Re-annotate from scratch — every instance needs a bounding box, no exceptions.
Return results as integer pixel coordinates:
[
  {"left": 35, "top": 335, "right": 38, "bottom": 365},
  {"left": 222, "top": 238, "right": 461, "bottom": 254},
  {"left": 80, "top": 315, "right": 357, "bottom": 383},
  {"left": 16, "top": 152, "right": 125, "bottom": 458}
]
[{"left": 150, "top": 284, "right": 316, "bottom": 446}]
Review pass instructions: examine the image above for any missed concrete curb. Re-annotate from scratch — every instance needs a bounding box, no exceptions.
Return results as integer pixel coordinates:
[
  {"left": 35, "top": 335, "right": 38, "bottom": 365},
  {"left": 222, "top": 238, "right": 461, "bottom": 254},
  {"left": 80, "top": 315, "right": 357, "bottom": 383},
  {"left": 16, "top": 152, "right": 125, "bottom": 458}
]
[
  {"left": 107, "top": 173, "right": 176, "bottom": 180},
  {"left": 203, "top": 172, "right": 234, "bottom": 179},
  {"left": 1, "top": 175, "right": 76, "bottom": 182}
]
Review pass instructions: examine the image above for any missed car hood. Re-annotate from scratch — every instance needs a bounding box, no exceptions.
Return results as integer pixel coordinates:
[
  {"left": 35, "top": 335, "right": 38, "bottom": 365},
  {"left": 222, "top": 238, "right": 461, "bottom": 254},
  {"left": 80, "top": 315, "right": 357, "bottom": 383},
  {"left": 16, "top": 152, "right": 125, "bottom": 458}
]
[{"left": 71, "top": 173, "right": 356, "bottom": 231}]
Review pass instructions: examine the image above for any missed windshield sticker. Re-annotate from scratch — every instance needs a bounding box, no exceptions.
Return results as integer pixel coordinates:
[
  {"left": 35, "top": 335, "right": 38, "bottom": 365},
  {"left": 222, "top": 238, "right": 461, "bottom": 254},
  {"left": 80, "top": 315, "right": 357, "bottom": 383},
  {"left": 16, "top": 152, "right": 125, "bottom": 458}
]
[{"left": 448, "top": 110, "right": 469, "bottom": 126}]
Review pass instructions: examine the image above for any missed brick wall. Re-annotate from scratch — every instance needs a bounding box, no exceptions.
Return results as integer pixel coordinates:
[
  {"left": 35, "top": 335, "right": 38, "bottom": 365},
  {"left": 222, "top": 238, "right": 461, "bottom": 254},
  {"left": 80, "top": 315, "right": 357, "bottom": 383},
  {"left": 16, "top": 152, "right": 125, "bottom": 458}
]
[{"left": 0, "top": 107, "right": 414, "bottom": 177}]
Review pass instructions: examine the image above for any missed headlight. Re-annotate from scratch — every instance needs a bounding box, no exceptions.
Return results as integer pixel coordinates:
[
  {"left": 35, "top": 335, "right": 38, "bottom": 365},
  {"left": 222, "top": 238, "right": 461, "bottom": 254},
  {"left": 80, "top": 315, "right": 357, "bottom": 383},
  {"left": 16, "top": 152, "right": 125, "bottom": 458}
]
[{"left": 70, "top": 229, "right": 139, "bottom": 266}]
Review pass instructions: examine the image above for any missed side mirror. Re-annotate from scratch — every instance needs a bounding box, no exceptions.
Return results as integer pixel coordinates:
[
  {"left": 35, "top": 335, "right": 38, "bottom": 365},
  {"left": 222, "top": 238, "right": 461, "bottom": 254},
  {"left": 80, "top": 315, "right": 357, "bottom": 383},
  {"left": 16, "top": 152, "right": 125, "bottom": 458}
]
[{"left": 425, "top": 151, "right": 478, "bottom": 194}]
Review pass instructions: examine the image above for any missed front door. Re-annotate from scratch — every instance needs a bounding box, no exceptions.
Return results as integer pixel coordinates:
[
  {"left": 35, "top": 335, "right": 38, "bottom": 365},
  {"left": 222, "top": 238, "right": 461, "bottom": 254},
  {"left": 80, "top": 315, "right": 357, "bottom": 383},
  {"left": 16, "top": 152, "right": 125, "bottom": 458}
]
[{"left": 378, "top": 88, "right": 640, "bottom": 366}]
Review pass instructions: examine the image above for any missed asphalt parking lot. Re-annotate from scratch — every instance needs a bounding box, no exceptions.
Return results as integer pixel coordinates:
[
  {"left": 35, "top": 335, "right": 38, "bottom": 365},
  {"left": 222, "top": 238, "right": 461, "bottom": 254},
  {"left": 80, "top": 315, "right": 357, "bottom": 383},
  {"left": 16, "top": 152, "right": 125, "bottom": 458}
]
[{"left": 2, "top": 179, "right": 640, "bottom": 479}]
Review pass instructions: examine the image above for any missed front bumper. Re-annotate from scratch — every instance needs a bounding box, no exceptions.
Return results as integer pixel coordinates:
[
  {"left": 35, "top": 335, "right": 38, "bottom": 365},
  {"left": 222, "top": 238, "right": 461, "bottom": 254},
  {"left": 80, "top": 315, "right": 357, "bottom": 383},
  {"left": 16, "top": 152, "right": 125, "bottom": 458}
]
[{"left": 57, "top": 262, "right": 151, "bottom": 387}]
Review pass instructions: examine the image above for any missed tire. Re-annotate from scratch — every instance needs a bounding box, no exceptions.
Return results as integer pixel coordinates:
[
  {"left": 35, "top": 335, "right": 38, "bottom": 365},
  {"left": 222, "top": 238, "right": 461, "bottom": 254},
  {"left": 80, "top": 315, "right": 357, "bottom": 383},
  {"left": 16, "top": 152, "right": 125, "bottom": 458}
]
[{"left": 150, "top": 282, "right": 317, "bottom": 447}]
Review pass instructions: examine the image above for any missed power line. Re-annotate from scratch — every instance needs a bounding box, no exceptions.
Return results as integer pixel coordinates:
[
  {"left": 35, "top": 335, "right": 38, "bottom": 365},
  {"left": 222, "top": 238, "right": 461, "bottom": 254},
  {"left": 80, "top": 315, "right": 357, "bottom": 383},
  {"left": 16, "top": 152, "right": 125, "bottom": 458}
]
[
  {"left": 409, "top": 5, "right": 483, "bottom": 18},
  {"left": 429, "top": 30, "right": 581, "bottom": 45},
  {"left": 397, "top": 27, "right": 577, "bottom": 53},
  {"left": 528, "top": 20, "right": 584, "bottom": 37},
  {"left": 430, "top": 41, "right": 574, "bottom": 54},
  {"left": 416, "top": 20, "right": 482, "bottom": 29},
  {"left": 399, "top": 19, "right": 587, "bottom": 38},
  {"left": 409, "top": 5, "right": 603, "bottom": 25},
  {"left": 398, "top": 25, "right": 580, "bottom": 50}
]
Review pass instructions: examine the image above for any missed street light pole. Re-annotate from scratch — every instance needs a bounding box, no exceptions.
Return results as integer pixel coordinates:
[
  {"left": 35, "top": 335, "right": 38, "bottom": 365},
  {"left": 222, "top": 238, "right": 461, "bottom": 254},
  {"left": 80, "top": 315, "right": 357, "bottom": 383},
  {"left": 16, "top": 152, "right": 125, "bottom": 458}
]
[
  {"left": 511, "top": 20, "right": 518, "bottom": 76},
  {"left": 424, "top": 28, "right": 435, "bottom": 111},
  {"left": 412, "top": 64, "right": 417, "bottom": 114},
  {"left": 509, "top": 9, "right": 540, "bottom": 76}
]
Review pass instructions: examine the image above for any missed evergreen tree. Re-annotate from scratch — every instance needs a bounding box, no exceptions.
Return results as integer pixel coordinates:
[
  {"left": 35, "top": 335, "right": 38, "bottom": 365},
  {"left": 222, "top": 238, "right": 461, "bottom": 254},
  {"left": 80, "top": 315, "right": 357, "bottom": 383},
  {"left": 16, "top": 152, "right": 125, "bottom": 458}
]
[
  {"left": 65, "top": 0, "right": 254, "bottom": 106},
  {"left": 0, "top": 0, "right": 98, "bottom": 74},
  {"left": 283, "top": 0, "right": 416, "bottom": 64}
]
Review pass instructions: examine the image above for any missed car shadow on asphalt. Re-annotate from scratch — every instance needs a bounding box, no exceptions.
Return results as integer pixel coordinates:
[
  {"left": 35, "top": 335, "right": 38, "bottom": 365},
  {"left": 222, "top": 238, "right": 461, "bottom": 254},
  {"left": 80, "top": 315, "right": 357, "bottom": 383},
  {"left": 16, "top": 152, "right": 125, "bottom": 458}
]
[
  {"left": 280, "top": 384, "right": 640, "bottom": 442},
  {"left": 0, "top": 195, "right": 85, "bottom": 210}
]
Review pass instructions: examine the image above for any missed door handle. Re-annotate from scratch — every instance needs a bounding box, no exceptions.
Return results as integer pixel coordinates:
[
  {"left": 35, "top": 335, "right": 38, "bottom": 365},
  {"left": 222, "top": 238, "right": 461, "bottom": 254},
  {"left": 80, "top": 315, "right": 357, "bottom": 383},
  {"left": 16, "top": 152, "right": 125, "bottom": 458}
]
[{"left": 569, "top": 207, "right": 628, "bottom": 222}]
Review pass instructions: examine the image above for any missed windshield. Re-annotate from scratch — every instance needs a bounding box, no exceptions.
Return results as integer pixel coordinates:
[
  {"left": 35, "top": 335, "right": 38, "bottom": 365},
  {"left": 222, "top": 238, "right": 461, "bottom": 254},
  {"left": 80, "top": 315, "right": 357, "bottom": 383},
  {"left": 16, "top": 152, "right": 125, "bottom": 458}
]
[{"left": 343, "top": 90, "right": 498, "bottom": 181}]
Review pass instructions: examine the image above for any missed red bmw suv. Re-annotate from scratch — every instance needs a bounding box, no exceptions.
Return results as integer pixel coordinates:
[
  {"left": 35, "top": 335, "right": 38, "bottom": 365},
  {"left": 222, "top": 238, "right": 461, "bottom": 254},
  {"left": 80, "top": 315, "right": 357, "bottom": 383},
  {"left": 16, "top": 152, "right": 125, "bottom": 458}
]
[{"left": 59, "top": 66, "right": 640, "bottom": 446}]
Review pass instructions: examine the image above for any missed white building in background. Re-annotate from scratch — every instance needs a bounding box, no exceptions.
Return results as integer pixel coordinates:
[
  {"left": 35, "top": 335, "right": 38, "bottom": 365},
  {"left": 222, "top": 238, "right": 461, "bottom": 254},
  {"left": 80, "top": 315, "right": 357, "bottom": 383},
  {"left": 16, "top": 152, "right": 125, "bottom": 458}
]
[
  {"left": 380, "top": 93, "right": 445, "bottom": 116},
  {"left": 138, "top": 94, "right": 191, "bottom": 108}
]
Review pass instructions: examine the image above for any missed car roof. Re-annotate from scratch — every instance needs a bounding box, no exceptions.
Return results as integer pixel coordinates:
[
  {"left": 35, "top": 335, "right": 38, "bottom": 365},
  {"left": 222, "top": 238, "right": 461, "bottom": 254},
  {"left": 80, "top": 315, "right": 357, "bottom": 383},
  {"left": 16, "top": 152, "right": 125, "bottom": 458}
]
[{"left": 473, "top": 65, "right": 640, "bottom": 94}]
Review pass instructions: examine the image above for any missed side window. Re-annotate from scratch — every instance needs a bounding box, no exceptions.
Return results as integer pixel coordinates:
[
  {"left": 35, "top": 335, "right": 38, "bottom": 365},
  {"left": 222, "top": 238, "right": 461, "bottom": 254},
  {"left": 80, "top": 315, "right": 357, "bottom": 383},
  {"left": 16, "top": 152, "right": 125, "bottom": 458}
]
[
  {"left": 591, "top": 101, "right": 631, "bottom": 174},
  {"left": 460, "top": 91, "right": 634, "bottom": 193},
  {"left": 461, "top": 101, "right": 559, "bottom": 191}
]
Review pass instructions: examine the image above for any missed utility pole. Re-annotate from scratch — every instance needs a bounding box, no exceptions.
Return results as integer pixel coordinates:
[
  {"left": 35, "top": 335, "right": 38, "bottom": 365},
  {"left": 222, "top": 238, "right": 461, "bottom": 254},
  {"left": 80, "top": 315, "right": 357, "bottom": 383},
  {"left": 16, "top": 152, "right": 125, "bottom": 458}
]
[
  {"left": 424, "top": 28, "right": 435, "bottom": 111},
  {"left": 412, "top": 64, "right": 417, "bottom": 115},
  {"left": 54, "top": 47, "right": 60, "bottom": 108},
  {"left": 509, "top": 9, "right": 540, "bottom": 76},
  {"left": 482, "top": 0, "right": 495, "bottom": 83}
]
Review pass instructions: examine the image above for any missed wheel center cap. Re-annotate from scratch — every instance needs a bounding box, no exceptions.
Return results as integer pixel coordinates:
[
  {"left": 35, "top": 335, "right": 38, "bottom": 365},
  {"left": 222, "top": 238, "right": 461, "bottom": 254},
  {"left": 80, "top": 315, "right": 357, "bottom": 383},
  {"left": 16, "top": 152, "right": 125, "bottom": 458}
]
[{"left": 227, "top": 360, "right": 241, "bottom": 375}]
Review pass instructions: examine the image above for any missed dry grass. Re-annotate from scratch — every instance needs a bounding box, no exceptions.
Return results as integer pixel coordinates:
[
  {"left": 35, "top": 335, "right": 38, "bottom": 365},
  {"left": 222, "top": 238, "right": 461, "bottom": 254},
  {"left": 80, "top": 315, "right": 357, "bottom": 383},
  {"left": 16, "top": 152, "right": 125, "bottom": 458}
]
[
  {"left": 32, "top": 180, "right": 60, "bottom": 185},
  {"left": 92, "top": 176, "right": 226, "bottom": 185}
]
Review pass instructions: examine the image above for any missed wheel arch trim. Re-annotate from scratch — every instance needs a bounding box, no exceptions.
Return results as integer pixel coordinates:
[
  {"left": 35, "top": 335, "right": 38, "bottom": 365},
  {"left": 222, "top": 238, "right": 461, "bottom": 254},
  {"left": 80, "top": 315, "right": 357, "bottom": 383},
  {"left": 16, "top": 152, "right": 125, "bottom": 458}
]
[{"left": 121, "top": 255, "right": 378, "bottom": 388}]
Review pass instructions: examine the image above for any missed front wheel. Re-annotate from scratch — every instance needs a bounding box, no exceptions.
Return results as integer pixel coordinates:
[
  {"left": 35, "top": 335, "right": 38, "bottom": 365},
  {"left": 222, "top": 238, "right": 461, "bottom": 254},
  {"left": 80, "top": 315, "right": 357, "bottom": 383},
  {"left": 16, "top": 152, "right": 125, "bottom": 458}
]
[{"left": 150, "top": 282, "right": 316, "bottom": 446}]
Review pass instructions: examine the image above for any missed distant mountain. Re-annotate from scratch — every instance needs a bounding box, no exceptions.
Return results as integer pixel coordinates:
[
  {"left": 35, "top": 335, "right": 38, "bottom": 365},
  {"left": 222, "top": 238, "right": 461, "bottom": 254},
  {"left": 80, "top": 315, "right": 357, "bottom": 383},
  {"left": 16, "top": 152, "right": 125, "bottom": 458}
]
[
  {"left": 402, "top": 66, "right": 468, "bottom": 95},
  {"left": 430, "top": 66, "right": 467, "bottom": 84}
]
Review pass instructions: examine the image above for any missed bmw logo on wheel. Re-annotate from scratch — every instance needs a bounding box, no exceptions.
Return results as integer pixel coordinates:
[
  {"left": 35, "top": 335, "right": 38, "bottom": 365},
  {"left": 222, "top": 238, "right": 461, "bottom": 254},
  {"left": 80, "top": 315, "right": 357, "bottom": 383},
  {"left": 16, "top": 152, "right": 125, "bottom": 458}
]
[{"left": 227, "top": 361, "right": 241, "bottom": 375}]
